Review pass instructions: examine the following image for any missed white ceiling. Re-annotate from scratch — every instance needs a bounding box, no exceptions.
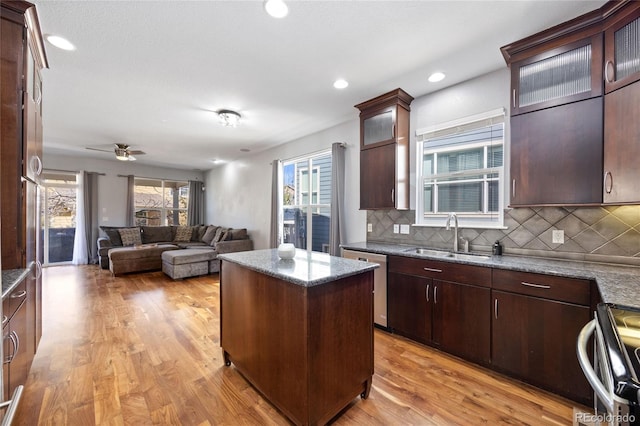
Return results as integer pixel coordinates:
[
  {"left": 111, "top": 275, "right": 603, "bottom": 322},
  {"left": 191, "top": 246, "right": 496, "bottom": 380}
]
[{"left": 33, "top": 0, "right": 606, "bottom": 171}]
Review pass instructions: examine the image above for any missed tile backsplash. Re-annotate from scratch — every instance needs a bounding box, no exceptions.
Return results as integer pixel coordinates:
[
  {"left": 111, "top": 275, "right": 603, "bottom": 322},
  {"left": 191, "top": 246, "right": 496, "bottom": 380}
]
[{"left": 366, "top": 206, "right": 640, "bottom": 266}]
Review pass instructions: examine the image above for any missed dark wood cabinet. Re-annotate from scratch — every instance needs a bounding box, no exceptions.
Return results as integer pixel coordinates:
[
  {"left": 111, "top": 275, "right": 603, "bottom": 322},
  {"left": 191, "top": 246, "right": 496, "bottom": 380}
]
[
  {"left": 355, "top": 89, "right": 413, "bottom": 210},
  {"left": 510, "top": 97, "right": 603, "bottom": 206},
  {"left": 388, "top": 271, "right": 432, "bottom": 344},
  {"left": 433, "top": 280, "right": 491, "bottom": 366},
  {"left": 388, "top": 256, "right": 491, "bottom": 365},
  {"left": 604, "top": 6, "right": 640, "bottom": 93},
  {"left": 602, "top": 3, "right": 640, "bottom": 204},
  {"left": 502, "top": 1, "right": 640, "bottom": 206},
  {"left": 491, "top": 269, "right": 593, "bottom": 405},
  {"left": 603, "top": 81, "right": 640, "bottom": 204},
  {"left": 507, "top": 34, "right": 603, "bottom": 116},
  {"left": 2, "top": 276, "right": 31, "bottom": 399}
]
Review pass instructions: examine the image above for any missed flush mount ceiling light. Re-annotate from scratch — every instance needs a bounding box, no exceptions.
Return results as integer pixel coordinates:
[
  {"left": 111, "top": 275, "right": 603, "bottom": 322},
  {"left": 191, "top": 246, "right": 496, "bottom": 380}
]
[
  {"left": 333, "top": 79, "right": 349, "bottom": 89},
  {"left": 218, "top": 109, "right": 241, "bottom": 127},
  {"left": 428, "top": 72, "right": 446, "bottom": 83},
  {"left": 45, "top": 34, "right": 76, "bottom": 51},
  {"left": 264, "top": 0, "right": 288, "bottom": 18}
]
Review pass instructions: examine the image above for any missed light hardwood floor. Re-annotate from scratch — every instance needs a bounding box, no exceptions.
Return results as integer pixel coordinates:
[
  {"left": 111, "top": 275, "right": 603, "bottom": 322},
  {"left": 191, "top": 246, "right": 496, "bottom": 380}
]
[{"left": 14, "top": 265, "right": 587, "bottom": 425}]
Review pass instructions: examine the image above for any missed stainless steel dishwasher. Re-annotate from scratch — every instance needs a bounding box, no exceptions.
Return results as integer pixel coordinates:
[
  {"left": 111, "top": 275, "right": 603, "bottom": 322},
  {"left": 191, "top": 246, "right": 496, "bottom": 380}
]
[{"left": 342, "top": 249, "right": 387, "bottom": 328}]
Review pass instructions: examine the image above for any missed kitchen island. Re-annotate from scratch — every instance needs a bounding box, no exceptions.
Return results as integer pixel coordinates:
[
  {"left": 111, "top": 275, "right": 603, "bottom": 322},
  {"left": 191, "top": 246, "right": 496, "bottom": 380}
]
[{"left": 218, "top": 249, "right": 378, "bottom": 426}]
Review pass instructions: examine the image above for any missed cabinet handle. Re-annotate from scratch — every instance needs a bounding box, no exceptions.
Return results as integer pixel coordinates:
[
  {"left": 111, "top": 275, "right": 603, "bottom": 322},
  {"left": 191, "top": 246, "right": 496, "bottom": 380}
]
[
  {"left": 391, "top": 189, "right": 395, "bottom": 204},
  {"left": 10, "top": 290, "right": 26, "bottom": 299},
  {"left": 35, "top": 260, "right": 42, "bottom": 279},
  {"left": 512, "top": 89, "right": 516, "bottom": 108},
  {"left": 5, "top": 332, "right": 17, "bottom": 363},
  {"left": 494, "top": 298, "right": 498, "bottom": 319},
  {"left": 1, "top": 316, "right": 8, "bottom": 327},
  {"left": 426, "top": 284, "right": 430, "bottom": 302},
  {"left": 512, "top": 179, "right": 516, "bottom": 198},
  {"left": 521, "top": 281, "right": 551, "bottom": 289},
  {"left": 423, "top": 267, "right": 442, "bottom": 273},
  {"left": 604, "top": 171, "right": 613, "bottom": 194},
  {"left": 14, "top": 330, "right": 20, "bottom": 358},
  {"left": 434, "top": 286, "right": 438, "bottom": 304},
  {"left": 604, "top": 60, "right": 614, "bottom": 84}
]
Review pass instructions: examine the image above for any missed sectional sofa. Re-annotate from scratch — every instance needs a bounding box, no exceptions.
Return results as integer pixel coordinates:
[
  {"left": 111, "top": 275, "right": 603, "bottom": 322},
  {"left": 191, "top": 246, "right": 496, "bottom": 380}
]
[{"left": 97, "top": 225, "right": 253, "bottom": 275}]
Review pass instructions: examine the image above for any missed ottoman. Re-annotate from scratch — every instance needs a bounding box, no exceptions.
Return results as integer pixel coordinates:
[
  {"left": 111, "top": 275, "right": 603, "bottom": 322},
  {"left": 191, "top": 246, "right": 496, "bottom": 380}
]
[
  {"left": 162, "top": 249, "right": 217, "bottom": 279},
  {"left": 109, "top": 244, "right": 179, "bottom": 276}
]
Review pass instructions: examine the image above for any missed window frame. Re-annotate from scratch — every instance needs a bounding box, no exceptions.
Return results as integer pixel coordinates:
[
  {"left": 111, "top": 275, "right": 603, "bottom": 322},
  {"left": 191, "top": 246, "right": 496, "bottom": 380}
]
[
  {"left": 133, "top": 178, "right": 189, "bottom": 226},
  {"left": 415, "top": 109, "right": 506, "bottom": 229}
]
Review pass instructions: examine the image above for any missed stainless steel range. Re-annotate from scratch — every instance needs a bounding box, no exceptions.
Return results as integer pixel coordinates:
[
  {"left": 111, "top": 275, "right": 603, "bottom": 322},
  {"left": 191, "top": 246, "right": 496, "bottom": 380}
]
[{"left": 578, "top": 303, "right": 640, "bottom": 426}]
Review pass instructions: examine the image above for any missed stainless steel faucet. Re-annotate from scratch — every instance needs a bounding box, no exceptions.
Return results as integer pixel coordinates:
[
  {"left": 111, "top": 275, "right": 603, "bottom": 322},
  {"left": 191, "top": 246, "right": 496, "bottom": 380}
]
[{"left": 445, "top": 212, "right": 459, "bottom": 252}]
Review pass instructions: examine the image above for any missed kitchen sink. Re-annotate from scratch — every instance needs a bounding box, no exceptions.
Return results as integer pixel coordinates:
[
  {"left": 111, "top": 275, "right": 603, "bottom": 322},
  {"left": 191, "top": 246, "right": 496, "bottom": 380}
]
[{"left": 407, "top": 248, "right": 491, "bottom": 261}]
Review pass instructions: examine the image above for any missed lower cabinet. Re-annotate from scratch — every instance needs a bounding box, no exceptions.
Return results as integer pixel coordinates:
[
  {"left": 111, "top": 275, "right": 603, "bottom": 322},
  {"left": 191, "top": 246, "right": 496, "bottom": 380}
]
[
  {"left": 388, "top": 256, "right": 491, "bottom": 365},
  {"left": 387, "top": 255, "right": 596, "bottom": 405}
]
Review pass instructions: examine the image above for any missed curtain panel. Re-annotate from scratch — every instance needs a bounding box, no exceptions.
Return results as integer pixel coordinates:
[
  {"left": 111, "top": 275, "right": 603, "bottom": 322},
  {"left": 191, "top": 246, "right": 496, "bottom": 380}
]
[
  {"left": 329, "top": 143, "right": 346, "bottom": 256},
  {"left": 187, "top": 180, "right": 205, "bottom": 225}
]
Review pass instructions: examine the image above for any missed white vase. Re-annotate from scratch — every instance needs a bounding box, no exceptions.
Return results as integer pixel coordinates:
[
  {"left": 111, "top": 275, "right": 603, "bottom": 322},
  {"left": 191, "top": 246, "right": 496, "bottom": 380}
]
[{"left": 277, "top": 243, "right": 296, "bottom": 259}]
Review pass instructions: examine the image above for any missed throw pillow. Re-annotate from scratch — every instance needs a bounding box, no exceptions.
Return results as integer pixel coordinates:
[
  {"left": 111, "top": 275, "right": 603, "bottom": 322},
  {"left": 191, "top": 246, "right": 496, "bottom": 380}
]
[
  {"left": 174, "top": 226, "right": 193, "bottom": 242},
  {"left": 211, "top": 227, "right": 228, "bottom": 245},
  {"left": 228, "top": 228, "right": 248, "bottom": 240},
  {"left": 100, "top": 226, "right": 123, "bottom": 246},
  {"left": 118, "top": 227, "right": 142, "bottom": 246},
  {"left": 201, "top": 226, "right": 219, "bottom": 245}
]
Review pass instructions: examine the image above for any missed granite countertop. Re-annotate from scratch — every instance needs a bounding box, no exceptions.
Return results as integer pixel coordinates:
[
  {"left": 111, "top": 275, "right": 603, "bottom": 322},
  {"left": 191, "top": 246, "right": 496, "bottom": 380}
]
[
  {"left": 1, "top": 266, "right": 32, "bottom": 300},
  {"left": 218, "top": 248, "right": 379, "bottom": 287},
  {"left": 341, "top": 241, "right": 640, "bottom": 309}
]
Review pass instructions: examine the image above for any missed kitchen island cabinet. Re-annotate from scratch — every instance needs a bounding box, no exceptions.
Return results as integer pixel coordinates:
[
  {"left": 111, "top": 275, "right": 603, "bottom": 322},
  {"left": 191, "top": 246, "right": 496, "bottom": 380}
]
[{"left": 218, "top": 249, "right": 377, "bottom": 426}]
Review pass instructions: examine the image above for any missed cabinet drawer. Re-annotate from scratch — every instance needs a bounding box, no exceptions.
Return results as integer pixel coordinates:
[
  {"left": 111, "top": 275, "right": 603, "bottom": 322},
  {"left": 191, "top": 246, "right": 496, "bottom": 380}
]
[
  {"left": 492, "top": 269, "right": 590, "bottom": 305},
  {"left": 2, "top": 278, "right": 27, "bottom": 326},
  {"left": 389, "top": 255, "right": 491, "bottom": 287}
]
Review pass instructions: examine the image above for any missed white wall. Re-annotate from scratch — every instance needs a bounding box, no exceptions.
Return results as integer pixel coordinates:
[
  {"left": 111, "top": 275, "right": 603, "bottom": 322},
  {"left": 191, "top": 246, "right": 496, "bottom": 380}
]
[
  {"left": 45, "top": 154, "right": 204, "bottom": 226},
  {"left": 409, "top": 68, "right": 511, "bottom": 208},
  {"left": 205, "top": 120, "right": 366, "bottom": 250}
]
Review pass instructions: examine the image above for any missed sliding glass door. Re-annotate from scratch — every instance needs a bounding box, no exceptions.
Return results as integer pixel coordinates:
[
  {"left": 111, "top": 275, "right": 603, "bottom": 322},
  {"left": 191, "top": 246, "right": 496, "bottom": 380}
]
[{"left": 42, "top": 172, "right": 77, "bottom": 264}]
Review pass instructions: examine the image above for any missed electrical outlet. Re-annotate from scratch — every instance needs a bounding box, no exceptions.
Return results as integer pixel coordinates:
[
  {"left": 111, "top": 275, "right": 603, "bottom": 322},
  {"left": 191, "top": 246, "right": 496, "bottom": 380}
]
[
  {"left": 393, "top": 224, "right": 400, "bottom": 234},
  {"left": 400, "top": 224, "right": 410, "bottom": 234},
  {"left": 552, "top": 230, "right": 564, "bottom": 244},
  {"left": 367, "top": 223, "right": 373, "bottom": 232}
]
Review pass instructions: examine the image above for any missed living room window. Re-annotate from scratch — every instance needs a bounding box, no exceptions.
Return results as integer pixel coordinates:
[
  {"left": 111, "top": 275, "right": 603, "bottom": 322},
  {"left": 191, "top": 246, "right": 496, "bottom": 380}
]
[
  {"left": 415, "top": 109, "right": 505, "bottom": 229},
  {"left": 282, "top": 150, "right": 331, "bottom": 252},
  {"left": 133, "top": 178, "right": 189, "bottom": 226}
]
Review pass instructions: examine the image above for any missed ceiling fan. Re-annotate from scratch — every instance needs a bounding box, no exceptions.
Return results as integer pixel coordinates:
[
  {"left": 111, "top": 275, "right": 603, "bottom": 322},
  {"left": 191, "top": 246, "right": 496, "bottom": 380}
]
[{"left": 86, "top": 143, "right": 146, "bottom": 161}]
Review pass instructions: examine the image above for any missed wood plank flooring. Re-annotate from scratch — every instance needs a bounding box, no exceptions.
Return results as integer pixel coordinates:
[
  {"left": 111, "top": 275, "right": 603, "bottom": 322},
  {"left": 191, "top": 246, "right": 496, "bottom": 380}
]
[{"left": 14, "top": 265, "right": 588, "bottom": 425}]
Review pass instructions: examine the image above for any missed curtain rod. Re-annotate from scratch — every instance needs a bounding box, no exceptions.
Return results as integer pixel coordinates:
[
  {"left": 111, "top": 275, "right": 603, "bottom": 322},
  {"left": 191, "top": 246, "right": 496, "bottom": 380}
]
[
  {"left": 117, "top": 174, "right": 202, "bottom": 181},
  {"left": 44, "top": 168, "right": 105, "bottom": 176}
]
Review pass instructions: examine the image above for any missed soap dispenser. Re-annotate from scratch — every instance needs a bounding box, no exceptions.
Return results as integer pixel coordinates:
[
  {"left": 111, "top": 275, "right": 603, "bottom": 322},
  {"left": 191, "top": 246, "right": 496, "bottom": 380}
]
[{"left": 492, "top": 240, "right": 503, "bottom": 255}]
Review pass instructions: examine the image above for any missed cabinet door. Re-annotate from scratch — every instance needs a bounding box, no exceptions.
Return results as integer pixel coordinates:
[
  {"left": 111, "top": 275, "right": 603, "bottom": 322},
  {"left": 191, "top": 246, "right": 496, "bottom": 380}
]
[
  {"left": 511, "top": 34, "right": 603, "bottom": 116},
  {"left": 5, "top": 301, "right": 30, "bottom": 398},
  {"left": 492, "top": 290, "right": 592, "bottom": 404},
  {"left": 510, "top": 97, "right": 603, "bottom": 206},
  {"left": 603, "top": 81, "right": 640, "bottom": 204},
  {"left": 361, "top": 107, "right": 395, "bottom": 148},
  {"left": 433, "top": 281, "right": 491, "bottom": 365},
  {"left": 387, "top": 272, "right": 431, "bottom": 344},
  {"left": 360, "top": 144, "right": 396, "bottom": 210},
  {"left": 604, "top": 8, "right": 640, "bottom": 93}
]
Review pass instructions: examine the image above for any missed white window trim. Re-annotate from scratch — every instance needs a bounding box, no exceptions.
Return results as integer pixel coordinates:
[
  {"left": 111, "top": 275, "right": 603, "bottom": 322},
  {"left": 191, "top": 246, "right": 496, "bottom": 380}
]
[{"left": 415, "top": 109, "right": 506, "bottom": 229}]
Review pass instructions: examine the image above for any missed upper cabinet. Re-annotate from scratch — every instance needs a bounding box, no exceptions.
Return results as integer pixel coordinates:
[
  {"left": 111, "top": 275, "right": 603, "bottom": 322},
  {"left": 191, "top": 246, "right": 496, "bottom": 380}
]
[
  {"left": 502, "top": 0, "right": 640, "bottom": 207},
  {"left": 509, "top": 34, "right": 603, "bottom": 116},
  {"left": 355, "top": 88, "right": 413, "bottom": 210}
]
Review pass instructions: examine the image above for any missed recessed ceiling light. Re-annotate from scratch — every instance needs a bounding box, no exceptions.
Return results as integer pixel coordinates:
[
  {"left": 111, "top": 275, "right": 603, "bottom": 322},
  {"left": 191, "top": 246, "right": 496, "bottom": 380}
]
[
  {"left": 45, "top": 35, "right": 76, "bottom": 51},
  {"left": 428, "top": 72, "right": 446, "bottom": 83},
  {"left": 240, "top": 148, "right": 251, "bottom": 153},
  {"left": 264, "top": 0, "right": 288, "bottom": 18},
  {"left": 333, "top": 79, "right": 349, "bottom": 89}
]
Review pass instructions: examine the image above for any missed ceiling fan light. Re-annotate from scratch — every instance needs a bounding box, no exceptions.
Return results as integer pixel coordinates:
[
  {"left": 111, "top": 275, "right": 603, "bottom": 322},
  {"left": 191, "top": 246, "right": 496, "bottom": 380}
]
[
  {"left": 115, "top": 147, "right": 129, "bottom": 160},
  {"left": 218, "top": 109, "right": 241, "bottom": 127}
]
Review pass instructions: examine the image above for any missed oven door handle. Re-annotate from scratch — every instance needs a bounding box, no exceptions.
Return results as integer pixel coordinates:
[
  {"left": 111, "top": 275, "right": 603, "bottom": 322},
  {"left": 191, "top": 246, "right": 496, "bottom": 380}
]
[{"left": 577, "top": 319, "right": 614, "bottom": 413}]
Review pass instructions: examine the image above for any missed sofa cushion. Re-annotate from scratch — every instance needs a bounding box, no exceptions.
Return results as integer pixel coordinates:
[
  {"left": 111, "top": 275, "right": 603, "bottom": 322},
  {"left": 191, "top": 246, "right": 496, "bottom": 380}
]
[
  {"left": 228, "top": 228, "right": 248, "bottom": 240},
  {"left": 100, "top": 226, "right": 124, "bottom": 246},
  {"left": 119, "top": 227, "right": 142, "bottom": 246},
  {"left": 202, "top": 226, "right": 219, "bottom": 245},
  {"left": 193, "top": 225, "right": 208, "bottom": 242},
  {"left": 174, "top": 226, "right": 193, "bottom": 242},
  {"left": 141, "top": 226, "right": 173, "bottom": 244}
]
